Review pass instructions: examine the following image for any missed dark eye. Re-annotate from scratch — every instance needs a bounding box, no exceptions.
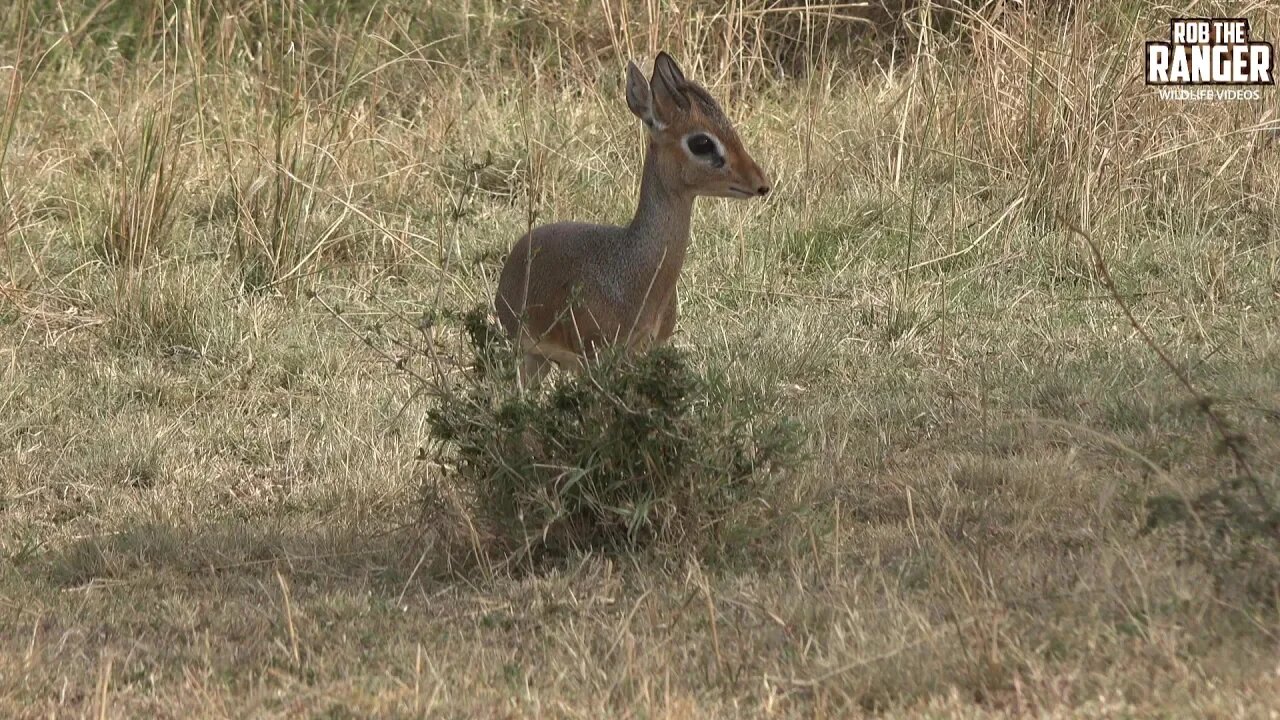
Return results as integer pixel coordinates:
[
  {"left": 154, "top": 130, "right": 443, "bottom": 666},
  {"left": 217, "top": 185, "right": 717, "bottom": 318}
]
[{"left": 686, "top": 134, "right": 717, "bottom": 156}]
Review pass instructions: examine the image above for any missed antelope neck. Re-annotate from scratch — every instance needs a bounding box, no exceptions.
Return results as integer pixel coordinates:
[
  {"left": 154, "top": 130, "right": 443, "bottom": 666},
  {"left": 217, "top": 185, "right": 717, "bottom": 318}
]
[{"left": 626, "top": 141, "right": 695, "bottom": 292}]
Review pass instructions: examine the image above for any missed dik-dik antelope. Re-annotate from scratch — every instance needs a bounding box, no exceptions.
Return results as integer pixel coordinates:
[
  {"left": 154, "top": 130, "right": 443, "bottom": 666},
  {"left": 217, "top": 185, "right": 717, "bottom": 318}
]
[{"left": 495, "top": 52, "right": 770, "bottom": 383}]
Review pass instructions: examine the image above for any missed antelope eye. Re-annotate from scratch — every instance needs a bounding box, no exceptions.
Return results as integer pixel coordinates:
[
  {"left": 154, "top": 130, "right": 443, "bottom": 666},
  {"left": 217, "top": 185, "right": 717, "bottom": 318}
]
[{"left": 686, "top": 134, "right": 717, "bottom": 156}]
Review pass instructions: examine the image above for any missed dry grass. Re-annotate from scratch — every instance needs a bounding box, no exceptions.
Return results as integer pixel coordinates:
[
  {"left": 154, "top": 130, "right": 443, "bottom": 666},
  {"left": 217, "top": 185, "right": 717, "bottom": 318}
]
[{"left": 2, "top": 0, "right": 1279, "bottom": 716}]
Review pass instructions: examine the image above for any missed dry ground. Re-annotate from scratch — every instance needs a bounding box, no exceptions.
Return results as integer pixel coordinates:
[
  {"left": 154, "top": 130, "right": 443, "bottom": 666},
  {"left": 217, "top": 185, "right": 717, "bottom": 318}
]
[{"left": 2, "top": 1, "right": 1279, "bottom": 717}]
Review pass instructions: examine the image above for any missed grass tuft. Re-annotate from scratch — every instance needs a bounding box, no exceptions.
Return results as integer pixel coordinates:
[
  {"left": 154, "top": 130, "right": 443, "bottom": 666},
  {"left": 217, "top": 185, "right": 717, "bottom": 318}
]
[{"left": 95, "top": 103, "right": 184, "bottom": 266}]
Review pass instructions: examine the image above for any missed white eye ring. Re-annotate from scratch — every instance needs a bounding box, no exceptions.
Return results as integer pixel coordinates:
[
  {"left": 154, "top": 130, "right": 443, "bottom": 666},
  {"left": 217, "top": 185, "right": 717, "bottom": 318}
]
[{"left": 683, "top": 132, "right": 725, "bottom": 162}]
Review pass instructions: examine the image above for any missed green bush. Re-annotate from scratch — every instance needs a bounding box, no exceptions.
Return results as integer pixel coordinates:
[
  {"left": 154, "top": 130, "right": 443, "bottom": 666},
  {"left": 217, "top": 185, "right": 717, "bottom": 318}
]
[{"left": 421, "top": 309, "right": 799, "bottom": 562}]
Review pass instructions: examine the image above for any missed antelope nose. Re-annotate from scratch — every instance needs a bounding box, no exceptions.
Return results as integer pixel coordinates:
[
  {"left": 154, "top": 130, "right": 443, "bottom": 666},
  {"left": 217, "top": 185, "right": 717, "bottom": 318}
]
[{"left": 756, "top": 185, "right": 770, "bottom": 197}]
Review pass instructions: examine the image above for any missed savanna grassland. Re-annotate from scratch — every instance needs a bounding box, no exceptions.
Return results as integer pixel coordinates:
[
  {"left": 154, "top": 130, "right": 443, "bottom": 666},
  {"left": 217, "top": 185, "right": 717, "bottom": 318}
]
[{"left": 2, "top": 0, "right": 1279, "bottom": 717}]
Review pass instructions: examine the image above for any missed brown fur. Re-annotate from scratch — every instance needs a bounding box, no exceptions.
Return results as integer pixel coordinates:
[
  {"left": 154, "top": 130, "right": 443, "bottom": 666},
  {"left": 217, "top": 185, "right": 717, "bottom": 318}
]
[{"left": 494, "top": 52, "right": 770, "bottom": 384}]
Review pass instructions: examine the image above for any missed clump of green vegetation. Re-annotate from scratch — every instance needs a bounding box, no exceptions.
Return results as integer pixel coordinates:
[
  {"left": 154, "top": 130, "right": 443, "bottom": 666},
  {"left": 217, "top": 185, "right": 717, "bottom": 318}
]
[{"left": 421, "top": 309, "right": 799, "bottom": 562}]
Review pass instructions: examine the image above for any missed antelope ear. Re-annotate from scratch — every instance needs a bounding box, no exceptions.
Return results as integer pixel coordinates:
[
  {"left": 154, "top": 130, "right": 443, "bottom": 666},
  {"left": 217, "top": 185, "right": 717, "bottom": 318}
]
[
  {"left": 650, "top": 51, "right": 690, "bottom": 115},
  {"left": 653, "top": 51, "right": 687, "bottom": 89},
  {"left": 625, "top": 61, "right": 660, "bottom": 130}
]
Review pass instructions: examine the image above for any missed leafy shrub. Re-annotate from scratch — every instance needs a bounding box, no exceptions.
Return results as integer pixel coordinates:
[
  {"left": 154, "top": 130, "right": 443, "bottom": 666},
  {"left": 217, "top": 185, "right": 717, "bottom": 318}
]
[{"left": 420, "top": 308, "right": 799, "bottom": 562}]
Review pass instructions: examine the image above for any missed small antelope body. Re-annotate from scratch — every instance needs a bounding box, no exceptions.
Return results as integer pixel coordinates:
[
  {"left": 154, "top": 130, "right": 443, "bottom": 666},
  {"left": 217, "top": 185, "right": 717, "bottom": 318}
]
[{"left": 494, "top": 52, "right": 770, "bottom": 383}]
